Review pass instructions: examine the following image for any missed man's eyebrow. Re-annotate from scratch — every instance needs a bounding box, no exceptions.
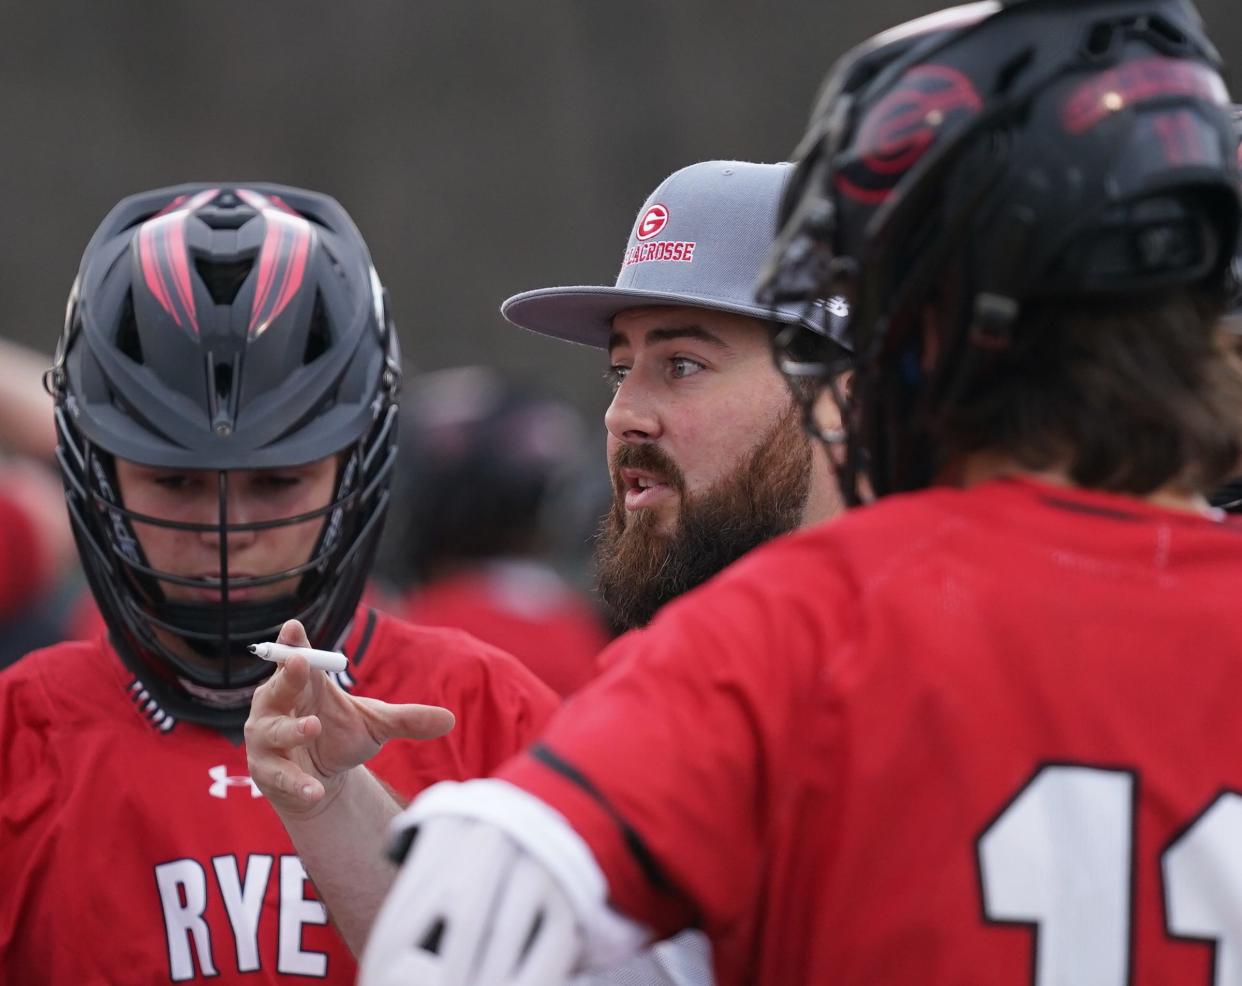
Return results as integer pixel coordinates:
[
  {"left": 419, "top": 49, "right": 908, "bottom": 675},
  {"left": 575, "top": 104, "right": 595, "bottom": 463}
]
[{"left": 607, "top": 325, "right": 731, "bottom": 354}]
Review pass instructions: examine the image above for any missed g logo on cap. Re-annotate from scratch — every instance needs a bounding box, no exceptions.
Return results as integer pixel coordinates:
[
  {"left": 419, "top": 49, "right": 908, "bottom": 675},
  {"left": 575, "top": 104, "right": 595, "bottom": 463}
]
[{"left": 636, "top": 204, "right": 670, "bottom": 241}]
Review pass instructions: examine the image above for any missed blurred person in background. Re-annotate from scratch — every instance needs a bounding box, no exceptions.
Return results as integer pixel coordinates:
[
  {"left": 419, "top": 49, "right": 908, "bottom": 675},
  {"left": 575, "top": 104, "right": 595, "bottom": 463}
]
[
  {"left": 375, "top": 366, "right": 609, "bottom": 698},
  {"left": 0, "top": 183, "right": 558, "bottom": 984},
  {"left": 0, "top": 337, "right": 59, "bottom": 459},
  {"left": 0, "top": 338, "right": 78, "bottom": 666}
]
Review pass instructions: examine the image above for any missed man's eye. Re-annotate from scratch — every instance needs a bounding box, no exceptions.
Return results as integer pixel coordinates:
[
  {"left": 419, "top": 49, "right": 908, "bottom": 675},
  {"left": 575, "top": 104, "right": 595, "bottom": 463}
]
[
  {"left": 254, "top": 475, "right": 301, "bottom": 491},
  {"left": 604, "top": 365, "right": 630, "bottom": 392},
  {"left": 670, "top": 357, "right": 704, "bottom": 379},
  {"left": 153, "top": 475, "right": 192, "bottom": 491}
]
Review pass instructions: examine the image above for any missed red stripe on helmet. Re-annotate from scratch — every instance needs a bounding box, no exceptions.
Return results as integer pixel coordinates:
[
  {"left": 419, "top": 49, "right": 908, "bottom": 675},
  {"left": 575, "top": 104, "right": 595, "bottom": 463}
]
[
  {"left": 135, "top": 189, "right": 219, "bottom": 337},
  {"left": 268, "top": 194, "right": 301, "bottom": 217},
  {"left": 249, "top": 220, "right": 281, "bottom": 330},
  {"left": 268, "top": 222, "right": 312, "bottom": 328},
  {"left": 138, "top": 222, "right": 179, "bottom": 328},
  {"left": 237, "top": 190, "right": 315, "bottom": 338},
  {"left": 152, "top": 193, "right": 189, "bottom": 219},
  {"left": 164, "top": 214, "right": 197, "bottom": 335}
]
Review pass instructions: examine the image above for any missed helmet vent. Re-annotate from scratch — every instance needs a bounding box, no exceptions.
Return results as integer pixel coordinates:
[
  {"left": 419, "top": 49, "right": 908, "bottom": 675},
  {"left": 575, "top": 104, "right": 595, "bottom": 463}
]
[
  {"left": 214, "top": 360, "right": 234, "bottom": 405},
  {"left": 1144, "top": 15, "right": 1191, "bottom": 54},
  {"left": 195, "top": 256, "right": 255, "bottom": 306},
  {"left": 994, "top": 48, "right": 1034, "bottom": 96},
  {"left": 1083, "top": 15, "right": 1193, "bottom": 60},
  {"left": 302, "top": 292, "right": 331, "bottom": 364},
  {"left": 116, "top": 290, "right": 144, "bottom": 364},
  {"left": 196, "top": 196, "right": 258, "bottom": 231},
  {"left": 1083, "top": 24, "right": 1117, "bottom": 59}
]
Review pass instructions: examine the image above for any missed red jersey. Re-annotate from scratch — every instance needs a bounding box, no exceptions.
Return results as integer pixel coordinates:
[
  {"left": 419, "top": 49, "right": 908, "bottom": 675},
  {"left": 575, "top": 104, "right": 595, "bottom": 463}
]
[
  {"left": 402, "top": 562, "right": 609, "bottom": 697},
  {"left": 0, "top": 607, "right": 557, "bottom": 984},
  {"left": 500, "top": 478, "right": 1242, "bottom": 986}
]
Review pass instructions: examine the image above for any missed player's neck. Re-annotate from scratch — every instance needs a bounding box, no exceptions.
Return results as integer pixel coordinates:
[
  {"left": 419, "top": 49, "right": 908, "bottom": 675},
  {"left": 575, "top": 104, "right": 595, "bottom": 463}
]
[{"left": 946, "top": 451, "right": 1214, "bottom": 516}]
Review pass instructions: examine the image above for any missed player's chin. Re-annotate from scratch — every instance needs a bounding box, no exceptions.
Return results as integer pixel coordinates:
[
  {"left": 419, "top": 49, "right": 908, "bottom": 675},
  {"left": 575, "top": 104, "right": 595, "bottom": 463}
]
[
  {"left": 624, "top": 505, "right": 678, "bottom": 540},
  {"left": 161, "top": 583, "right": 287, "bottom": 605}
]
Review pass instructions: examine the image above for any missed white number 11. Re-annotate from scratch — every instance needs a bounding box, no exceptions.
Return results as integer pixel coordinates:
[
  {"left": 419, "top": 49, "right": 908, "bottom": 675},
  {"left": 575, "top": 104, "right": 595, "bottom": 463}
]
[{"left": 978, "top": 765, "right": 1242, "bottom": 985}]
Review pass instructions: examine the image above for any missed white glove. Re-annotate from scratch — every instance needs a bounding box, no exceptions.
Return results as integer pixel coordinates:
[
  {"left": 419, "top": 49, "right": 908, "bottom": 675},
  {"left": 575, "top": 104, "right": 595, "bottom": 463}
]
[
  {"left": 359, "top": 813, "right": 581, "bottom": 986},
  {"left": 359, "top": 779, "right": 652, "bottom": 986}
]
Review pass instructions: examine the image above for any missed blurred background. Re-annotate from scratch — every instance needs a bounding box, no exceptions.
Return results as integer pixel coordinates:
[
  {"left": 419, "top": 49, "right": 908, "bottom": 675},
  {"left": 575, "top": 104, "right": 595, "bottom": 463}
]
[
  {"left": 0, "top": 0, "right": 1238, "bottom": 670},
  {"left": 2, "top": 0, "right": 1235, "bottom": 416}
]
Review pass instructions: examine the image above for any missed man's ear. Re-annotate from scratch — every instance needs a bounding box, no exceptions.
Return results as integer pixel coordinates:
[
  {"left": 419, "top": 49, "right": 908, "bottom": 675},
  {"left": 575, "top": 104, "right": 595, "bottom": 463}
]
[
  {"left": 838, "top": 368, "right": 854, "bottom": 402},
  {"left": 809, "top": 368, "right": 852, "bottom": 437},
  {"left": 812, "top": 387, "right": 839, "bottom": 433}
]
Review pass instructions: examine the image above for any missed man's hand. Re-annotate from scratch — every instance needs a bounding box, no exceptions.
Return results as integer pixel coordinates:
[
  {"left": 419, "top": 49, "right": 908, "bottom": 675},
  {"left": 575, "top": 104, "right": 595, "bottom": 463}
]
[{"left": 245, "top": 619, "right": 456, "bottom": 818}]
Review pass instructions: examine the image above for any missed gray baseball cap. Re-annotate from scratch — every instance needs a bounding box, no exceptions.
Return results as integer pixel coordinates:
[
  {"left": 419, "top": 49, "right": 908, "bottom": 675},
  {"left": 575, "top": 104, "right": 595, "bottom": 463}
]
[{"left": 501, "top": 160, "right": 844, "bottom": 349}]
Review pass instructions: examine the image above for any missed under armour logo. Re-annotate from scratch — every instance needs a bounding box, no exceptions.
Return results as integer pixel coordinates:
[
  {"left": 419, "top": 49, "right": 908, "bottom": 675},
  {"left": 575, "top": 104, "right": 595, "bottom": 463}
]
[{"left": 208, "top": 765, "right": 262, "bottom": 800}]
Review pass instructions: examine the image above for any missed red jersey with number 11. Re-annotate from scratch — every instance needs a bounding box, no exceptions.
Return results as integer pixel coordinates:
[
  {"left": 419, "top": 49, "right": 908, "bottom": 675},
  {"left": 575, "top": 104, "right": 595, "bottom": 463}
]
[{"left": 501, "top": 478, "right": 1242, "bottom": 986}]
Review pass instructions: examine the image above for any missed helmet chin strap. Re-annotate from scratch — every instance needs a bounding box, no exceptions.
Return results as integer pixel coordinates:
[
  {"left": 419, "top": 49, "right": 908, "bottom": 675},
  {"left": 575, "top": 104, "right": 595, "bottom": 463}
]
[
  {"left": 158, "top": 596, "right": 301, "bottom": 659},
  {"left": 176, "top": 676, "right": 262, "bottom": 710}
]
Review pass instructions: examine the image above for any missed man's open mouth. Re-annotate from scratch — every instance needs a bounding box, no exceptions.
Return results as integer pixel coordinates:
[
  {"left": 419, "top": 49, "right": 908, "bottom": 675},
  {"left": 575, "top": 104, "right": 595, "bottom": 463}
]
[{"left": 619, "top": 468, "right": 675, "bottom": 511}]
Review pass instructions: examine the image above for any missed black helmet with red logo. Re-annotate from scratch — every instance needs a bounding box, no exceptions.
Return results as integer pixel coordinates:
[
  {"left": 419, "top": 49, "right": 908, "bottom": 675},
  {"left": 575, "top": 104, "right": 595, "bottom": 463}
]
[
  {"left": 49, "top": 183, "right": 400, "bottom": 728},
  {"left": 761, "top": 0, "right": 1241, "bottom": 501}
]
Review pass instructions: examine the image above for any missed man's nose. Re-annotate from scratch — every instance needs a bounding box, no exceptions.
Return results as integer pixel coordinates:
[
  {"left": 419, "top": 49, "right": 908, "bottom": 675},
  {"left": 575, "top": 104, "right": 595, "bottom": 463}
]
[
  {"left": 196, "top": 477, "right": 259, "bottom": 550},
  {"left": 604, "top": 378, "right": 662, "bottom": 444}
]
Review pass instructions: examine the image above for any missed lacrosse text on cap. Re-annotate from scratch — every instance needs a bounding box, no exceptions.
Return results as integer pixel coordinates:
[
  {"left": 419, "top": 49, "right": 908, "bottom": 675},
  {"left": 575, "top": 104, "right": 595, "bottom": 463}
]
[{"left": 622, "top": 203, "right": 696, "bottom": 269}]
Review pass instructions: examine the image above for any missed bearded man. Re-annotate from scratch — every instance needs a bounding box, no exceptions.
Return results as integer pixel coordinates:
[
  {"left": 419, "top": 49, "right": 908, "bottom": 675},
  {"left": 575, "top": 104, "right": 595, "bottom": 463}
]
[{"left": 501, "top": 159, "right": 850, "bottom": 631}]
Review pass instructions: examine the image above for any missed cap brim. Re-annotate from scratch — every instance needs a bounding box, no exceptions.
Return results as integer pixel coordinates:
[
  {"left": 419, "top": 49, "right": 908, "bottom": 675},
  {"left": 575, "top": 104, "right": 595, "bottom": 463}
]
[{"left": 501, "top": 285, "right": 802, "bottom": 349}]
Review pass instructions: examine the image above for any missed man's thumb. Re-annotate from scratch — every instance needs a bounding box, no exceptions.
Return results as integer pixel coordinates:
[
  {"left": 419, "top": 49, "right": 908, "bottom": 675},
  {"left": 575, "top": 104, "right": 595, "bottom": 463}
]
[{"left": 276, "top": 619, "right": 312, "bottom": 648}]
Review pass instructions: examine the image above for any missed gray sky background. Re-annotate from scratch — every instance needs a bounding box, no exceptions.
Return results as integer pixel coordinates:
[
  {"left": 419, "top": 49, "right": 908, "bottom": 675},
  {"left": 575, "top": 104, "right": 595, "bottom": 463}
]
[{"left": 2, "top": 0, "right": 1239, "bottom": 424}]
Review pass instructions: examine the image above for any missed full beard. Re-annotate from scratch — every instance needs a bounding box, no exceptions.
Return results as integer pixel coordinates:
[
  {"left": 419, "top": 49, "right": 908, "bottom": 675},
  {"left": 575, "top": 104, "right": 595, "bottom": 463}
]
[{"left": 594, "top": 404, "right": 814, "bottom": 631}]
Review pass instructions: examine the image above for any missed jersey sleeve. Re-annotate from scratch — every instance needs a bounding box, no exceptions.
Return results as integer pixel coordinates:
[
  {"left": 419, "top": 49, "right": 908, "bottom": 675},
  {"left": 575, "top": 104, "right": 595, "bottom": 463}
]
[
  {"left": 497, "top": 539, "right": 841, "bottom": 938},
  {"left": 360, "top": 615, "right": 562, "bottom": 804},
  {"left": 461, "top": 639, "right": 561, "bottom": 773}
]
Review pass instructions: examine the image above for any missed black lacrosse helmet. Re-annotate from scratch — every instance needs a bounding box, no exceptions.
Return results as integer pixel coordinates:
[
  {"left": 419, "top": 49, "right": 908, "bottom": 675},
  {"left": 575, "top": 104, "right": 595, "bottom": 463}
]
[
  {"left": 760, "top": 0, "right": 1241, "bottom": 502},
  {"left": 49, "top": 183, "right": 400, "bottom": 728}
]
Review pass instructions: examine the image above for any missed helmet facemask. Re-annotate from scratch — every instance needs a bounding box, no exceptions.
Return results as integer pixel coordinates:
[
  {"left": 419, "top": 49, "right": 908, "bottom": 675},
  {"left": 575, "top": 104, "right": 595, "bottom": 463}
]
[
  {"left": 56, "top": 388, "right": 397, "bottom": 725},
  {"left": 53, "top": 183, "right": 401, "bottom": 729}
]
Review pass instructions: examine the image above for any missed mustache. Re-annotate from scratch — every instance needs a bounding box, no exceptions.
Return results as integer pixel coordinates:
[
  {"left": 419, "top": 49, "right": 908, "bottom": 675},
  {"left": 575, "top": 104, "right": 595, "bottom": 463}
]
[
  {"left": 609, "top": 442, "right": 686, "bottom": 495},
  {"left": 595, "top": 402, "right": 815, "bottom": 632}
]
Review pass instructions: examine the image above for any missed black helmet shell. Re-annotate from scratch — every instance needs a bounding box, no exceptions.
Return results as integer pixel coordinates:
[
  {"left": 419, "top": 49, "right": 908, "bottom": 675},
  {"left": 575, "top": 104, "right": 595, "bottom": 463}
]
[{"left": 52, "top": 183, "right": 400, "bottom": 729}]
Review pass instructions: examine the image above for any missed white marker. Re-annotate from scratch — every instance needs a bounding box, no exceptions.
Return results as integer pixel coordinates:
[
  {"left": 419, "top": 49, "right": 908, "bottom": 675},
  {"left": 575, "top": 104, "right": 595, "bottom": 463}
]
[{"left": 249, "top": 642, "right": 348, "bottom": 673}]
